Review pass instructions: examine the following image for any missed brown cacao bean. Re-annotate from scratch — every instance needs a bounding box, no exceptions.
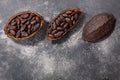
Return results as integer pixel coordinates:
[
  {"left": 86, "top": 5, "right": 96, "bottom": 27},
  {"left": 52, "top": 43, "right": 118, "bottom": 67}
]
[
  {"left": 11, "top": 20, "right": 17, "bottom": 26},
  {"left": 63, "top": 23, "right": 68, "bottom": 28},
  {"left": 52, "top": 30, "right": 58, "bottom": 34},
  {"left": 21, "top": 31, "right": 28, "bottom": 37},
  {"left": 31, "top": 20, "right": 36, "bottom": 25},
  {"left": 21, "top": 19, "right": 27, "bottom": 24},
  {"left": 16, "top": 18, "right": 21, "bottom": 25},
  {"left": 54, "top": 31, "right": 64, "bottom": 38},
  {"left": 33, "top": 23, "right": 40, "bottom": 31},
  {"left": 57, "top": 27, "right": 64, "bottom": 31},
  {"left": 66, "top": 10, "right": 72, "bottom": 14},
  {"left": 16, "top": 30, "right": 21, "bottom": 38},
  {"left": 10, "top": 30, "right": 16, "bottom": 36},
  {"left": 9, "top": 26, "right": 16, "bottom": 30},
  {"left": 21, "top": 13, "right": 29, "bottom": 19},
  {"left": 65, "top": 18, "right": 71, "bottom": 23},
  {"left": 52, "top": 22, "right": 56, "bottom": 29}
]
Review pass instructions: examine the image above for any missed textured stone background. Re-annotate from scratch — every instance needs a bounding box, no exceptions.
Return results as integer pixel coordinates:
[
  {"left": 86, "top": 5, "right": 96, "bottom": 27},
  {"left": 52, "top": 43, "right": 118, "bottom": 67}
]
[{"left": 0, "top": 0, "right": 120, "bottom": 80}]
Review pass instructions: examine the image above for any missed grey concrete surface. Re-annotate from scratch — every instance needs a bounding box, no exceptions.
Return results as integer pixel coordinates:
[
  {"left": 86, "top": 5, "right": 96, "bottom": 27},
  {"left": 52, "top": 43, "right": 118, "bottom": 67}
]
[{"left": 0, "top": 0, "right": 120, "bottom": 80}]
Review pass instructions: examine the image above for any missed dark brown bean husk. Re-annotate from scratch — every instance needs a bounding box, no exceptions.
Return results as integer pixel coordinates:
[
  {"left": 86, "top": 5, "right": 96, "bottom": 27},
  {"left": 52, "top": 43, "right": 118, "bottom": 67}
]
[
  {"left": 57, "top": 27, "right": 64, "bottom": 31},
  {"left": 21, "top": 31, "right": 28, "bottom": 37},
  {"left": 11, "top": 20, "right": 17, "bottom": 26},
  {"left": 28, "top": 29, "right": 31, "bottom": 35},
  {"left": 28, "top": 25, "right": 31, "bottom": 29},
  {"left": 31, "top": 20, "right": 36, "bottom": 25},
  {"left": 35, "top": 17, "right": 40, "bottom": 22},
  {"left": 65, "top": 18, "right": 71, "bottom": 23},
  {"left": 9, "top": 26, "right": 16, "bottom": 30},
  {"left": 63, "top": 23, "right": 68, "bottom": 28},
  {"left": 10, "top": 30, "right": 16, "bottom": 36},
  {"left": 52, "top": 30, "right": 58, "bottom": 34},
  {"left": 33, "top": 23, "right": 40, "bottom": 31},
  {"left": 52, "top": 22, "right": 56, "bottom": 29},
  {"left": 25, "top": 21, "right": 30, "bottom": 25},
  {"left": 16, "top": 30, "right": 21, "bottom": 38},
  {"left": 66, "top": 10, "right": 72, "bottom": 14},
  {"left": 20, "top": 25, "right": 26, "bottom": 31},
  {"left": 54, "top": 31, "right": 64, "bottom": 38},
  {"left": 16, "top": 18, "right": 21, "bottom": 25},
  {"left": 21, "top": 13, "right": 29, "bottom": 19}
]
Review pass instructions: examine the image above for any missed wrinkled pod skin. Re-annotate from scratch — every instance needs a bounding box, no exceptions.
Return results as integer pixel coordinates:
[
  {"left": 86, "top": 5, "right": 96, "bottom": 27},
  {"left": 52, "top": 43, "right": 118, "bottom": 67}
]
[
  {"left": 47, "top": 8, "right": 83, "bottom": 40},
  {"left": 82, "top": 13, "right": 116, "bottom": 42}
]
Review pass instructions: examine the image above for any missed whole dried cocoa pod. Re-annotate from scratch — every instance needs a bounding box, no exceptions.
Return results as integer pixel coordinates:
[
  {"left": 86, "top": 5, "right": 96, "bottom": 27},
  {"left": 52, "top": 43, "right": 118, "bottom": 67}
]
[
  {"left": 47, "top": 8, "right": 82, "bottom": 40},
  {"left": 82, "top": 13, "right": 116, "bottom": 42}
]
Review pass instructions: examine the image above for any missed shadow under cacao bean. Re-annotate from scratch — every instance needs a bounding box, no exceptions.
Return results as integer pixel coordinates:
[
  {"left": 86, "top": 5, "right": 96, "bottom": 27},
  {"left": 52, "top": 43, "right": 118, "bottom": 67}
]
[
  {"left": 13, "top": 21, "right": 49, "bottom": 46},
  {"left": 52, "top": 12, "right": 86, "bottom": 44}
]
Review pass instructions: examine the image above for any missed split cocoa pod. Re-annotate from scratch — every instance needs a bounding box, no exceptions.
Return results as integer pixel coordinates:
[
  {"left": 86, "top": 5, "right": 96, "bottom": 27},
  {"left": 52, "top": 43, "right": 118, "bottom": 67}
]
[
  {"left": 82, "top": 13, "right": 116, "bottom": 42},
  {"left": 4, "top": 11, "right": 44, "bottom": 40},
  {"left": 47, "top": 8, "right": 82, "bottom": 40}
]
